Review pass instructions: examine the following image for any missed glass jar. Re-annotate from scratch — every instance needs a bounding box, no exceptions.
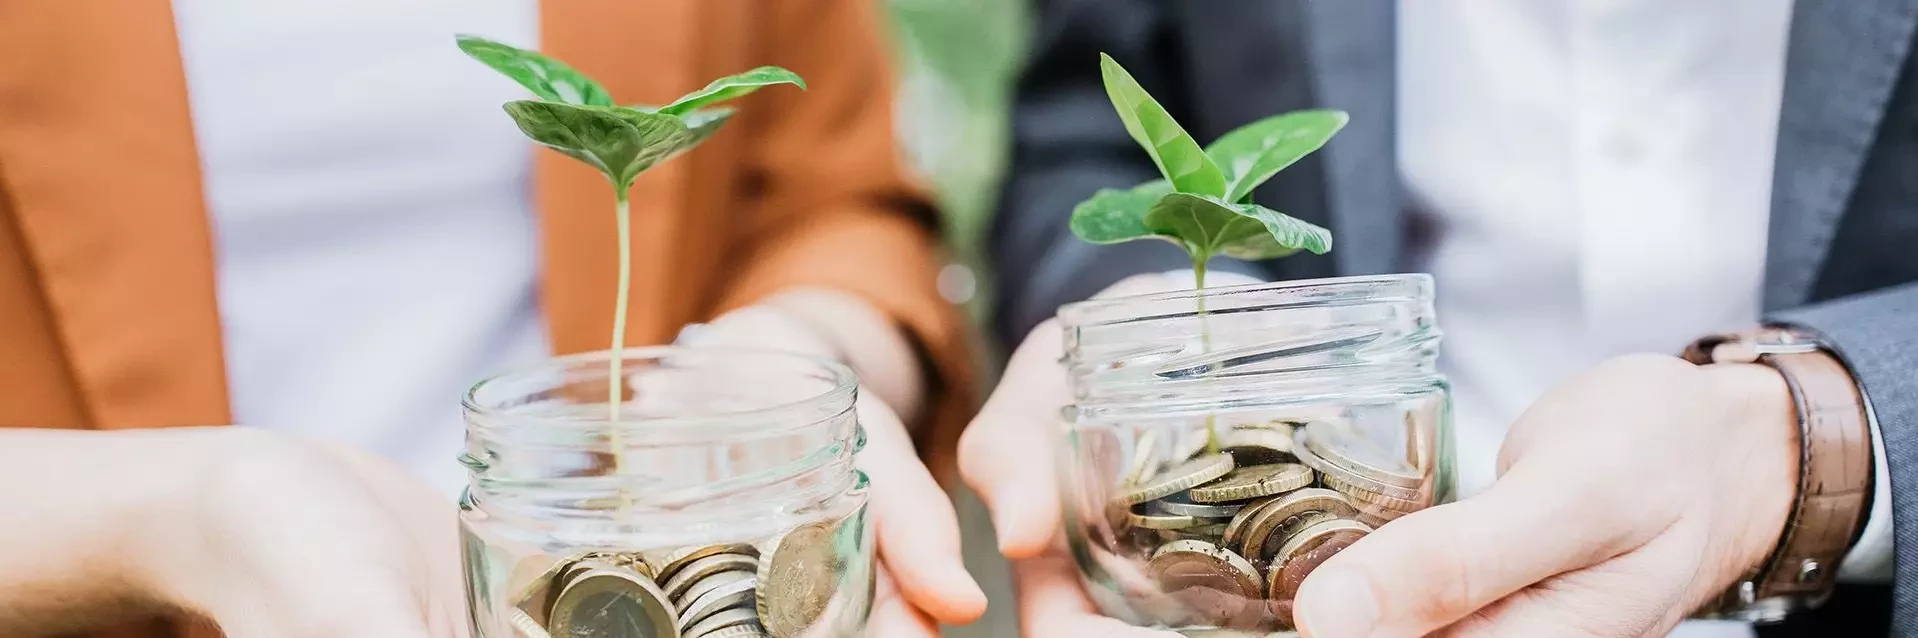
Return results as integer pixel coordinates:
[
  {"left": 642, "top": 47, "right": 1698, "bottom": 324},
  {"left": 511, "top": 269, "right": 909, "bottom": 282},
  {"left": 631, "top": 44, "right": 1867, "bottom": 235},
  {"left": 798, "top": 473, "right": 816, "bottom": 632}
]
[
  {"left": 460, "top": 347, "right": 874, "bottom": 638},
  {"left": 1058, "top": 275, "right": 1452, "bottom": 633}
]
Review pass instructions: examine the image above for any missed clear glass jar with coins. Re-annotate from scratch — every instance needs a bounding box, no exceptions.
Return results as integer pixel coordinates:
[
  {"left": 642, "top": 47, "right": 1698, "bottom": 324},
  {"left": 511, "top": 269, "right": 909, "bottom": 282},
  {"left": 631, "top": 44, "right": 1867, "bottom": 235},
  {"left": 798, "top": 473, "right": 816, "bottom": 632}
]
[
  {"left": 1058, "top": 275, "right": 1454, "bottom": 634},
  {"left": 459, "top": 347, "right": 874, "bottom": 638}
]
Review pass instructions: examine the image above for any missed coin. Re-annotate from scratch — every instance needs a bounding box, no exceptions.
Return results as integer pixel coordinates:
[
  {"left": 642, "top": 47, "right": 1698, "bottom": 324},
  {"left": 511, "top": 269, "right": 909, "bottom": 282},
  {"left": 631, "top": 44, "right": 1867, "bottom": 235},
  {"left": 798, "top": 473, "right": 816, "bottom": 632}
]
[
  {"left": 512, "top": 556, "right": 587, "bottom": 626},
  {"left": 1302, "top": 422, "right": 1423, "bottom": 488},
  {"left": 1147, "top": 539, "right": 1264, "bottom": 600},
  {"left": 757, "top": 521, "right": 841, "bottom": 638},
  {"left": 676, "top": 571, "right": 757, "bottom": 631},
  {"left": 663, "top": 553, "right": 760, "bottom": 602},
  {"left": 1188, "top": 464, "right": 1314, "bottom": 503},
  {"left": 548, "top": 561, "right": 680, "bottom": 638},
  {"left": 1220, "top": 495, "right": 1281, "bottom": 550},
  {"left": 1117, "top": 453, "right": 1236, "bottom": 505},
  {"left": 1126, "top": 505, "right": 1199, "bottom": 530},
  {"left": 1235, "top": 488, "right": 1357, "bottom": 560},
  {"left": 1320, "top": 472, "right": 1429, "bottom": 512},
  {"left": 1270, "top": 518, "right": 1370, "bottom": 598},
  {"left": 1219, "top": 427, "right": 1296, "bottom": 466},
  {"left": 1124, "top": 428, "right": 1163, "bottom": 487},
  {"left": 1149, "top": 492, "right": 1246, "bottom": 519},
  {"left": 1291, "top": 429, "right": 1422, "bottom": 500},
  {"left": 658, "top": 544, "right": 761, "bottom": 584},
  {"left": 701, "top": 624, "right": 773, "bottom": 638},
  {"left": 684, "top": 607, "right": 760, "bottom": 637},
  {"left": 508, "top": 609, "right": 553, "bottom": 638}
]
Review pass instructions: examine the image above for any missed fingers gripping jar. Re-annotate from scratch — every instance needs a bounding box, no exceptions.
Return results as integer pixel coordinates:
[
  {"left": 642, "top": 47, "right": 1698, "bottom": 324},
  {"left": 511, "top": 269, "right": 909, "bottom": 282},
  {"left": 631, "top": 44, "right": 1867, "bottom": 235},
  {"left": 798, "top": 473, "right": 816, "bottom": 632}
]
[
  {"left": 460, "top": 348, "right": 874, "bottom": 638},
  {"left": 1058, "top": 275, "right": 1453, "bottom": 633}
]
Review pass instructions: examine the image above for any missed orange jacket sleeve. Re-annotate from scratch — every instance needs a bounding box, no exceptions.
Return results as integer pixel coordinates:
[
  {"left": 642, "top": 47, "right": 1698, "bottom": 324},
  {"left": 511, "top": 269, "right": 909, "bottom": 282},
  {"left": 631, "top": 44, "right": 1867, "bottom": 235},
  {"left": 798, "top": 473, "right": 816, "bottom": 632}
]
[{"left": 711, "top": 0, "right": 976, "bottom": 476}]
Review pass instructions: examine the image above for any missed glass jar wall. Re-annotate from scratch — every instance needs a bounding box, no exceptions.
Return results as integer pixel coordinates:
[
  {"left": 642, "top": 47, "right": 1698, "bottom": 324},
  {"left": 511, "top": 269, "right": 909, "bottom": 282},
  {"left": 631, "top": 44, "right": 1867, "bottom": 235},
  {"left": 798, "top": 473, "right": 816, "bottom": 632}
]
[
  {"left": 1058, "top": 275, "right": 1453, "bottom": 633},
  {"left": 460, "top": 347, "right": 874, "bottom": 638}
]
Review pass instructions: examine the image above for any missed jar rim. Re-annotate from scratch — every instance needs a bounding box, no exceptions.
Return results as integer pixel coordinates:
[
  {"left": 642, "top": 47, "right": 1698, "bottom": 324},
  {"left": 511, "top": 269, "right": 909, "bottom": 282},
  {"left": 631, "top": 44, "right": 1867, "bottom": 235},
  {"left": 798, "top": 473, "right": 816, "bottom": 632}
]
[
  {"left": 1057, "top": 273, "right": 1434, "bottom": 325},
  {"left": 462, "top": 346, "right": 858, "bottom": 438}
]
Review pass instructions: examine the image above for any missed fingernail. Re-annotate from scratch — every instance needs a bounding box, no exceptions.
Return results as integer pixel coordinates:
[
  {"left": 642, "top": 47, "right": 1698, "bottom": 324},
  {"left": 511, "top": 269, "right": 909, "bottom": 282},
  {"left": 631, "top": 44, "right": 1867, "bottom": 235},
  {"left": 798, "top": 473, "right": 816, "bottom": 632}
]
[{"left": 1296, "top": 567, "right": 1379, "bottom": 638}]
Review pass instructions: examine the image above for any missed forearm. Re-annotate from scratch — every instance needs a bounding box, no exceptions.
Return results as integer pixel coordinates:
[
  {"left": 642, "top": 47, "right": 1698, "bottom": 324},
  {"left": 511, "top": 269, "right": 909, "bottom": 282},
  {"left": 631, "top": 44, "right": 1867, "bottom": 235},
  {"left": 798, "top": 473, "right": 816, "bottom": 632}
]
[{"left": 0, "top": 428, "right": 218, "bottom": 634}]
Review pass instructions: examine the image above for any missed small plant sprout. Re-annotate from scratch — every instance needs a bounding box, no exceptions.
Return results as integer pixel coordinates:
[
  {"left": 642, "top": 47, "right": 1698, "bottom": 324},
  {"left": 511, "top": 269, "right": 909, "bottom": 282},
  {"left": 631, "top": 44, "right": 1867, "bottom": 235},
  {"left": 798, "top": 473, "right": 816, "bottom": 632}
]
[
  {"left": 458, "top": 35, "right": 805, "bottom": 471},
  {"left": 1070, "top": 53, "right": 1344, "bottom": 452}
]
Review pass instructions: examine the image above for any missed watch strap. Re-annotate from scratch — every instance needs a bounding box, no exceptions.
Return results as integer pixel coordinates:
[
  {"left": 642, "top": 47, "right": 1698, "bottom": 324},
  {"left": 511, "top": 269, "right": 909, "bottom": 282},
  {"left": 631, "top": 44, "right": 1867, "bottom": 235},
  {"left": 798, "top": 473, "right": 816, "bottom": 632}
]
[{"left": 1683, "top": 326, "right": 1873, "bottom": 620}]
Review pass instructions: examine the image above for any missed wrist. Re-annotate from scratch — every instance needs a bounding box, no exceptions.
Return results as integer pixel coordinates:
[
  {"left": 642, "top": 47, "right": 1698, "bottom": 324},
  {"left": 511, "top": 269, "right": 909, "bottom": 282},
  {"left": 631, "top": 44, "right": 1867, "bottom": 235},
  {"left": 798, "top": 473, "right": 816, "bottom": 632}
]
[
  {"left": 1700, "top": 363, "right": 1800, "bottom": 579},
  {"left": 120, "top": 428, "right": 274, "bottom": 615}
]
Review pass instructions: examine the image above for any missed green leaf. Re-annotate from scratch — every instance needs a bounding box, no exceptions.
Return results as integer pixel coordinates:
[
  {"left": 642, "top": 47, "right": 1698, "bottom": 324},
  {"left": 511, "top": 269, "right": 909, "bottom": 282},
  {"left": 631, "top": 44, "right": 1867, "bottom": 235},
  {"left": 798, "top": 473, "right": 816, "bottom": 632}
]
[
  {"left": 1069, "top": 180, "right": 1176, "bottom": 245},
  {"left": 1098, "top": 54, "right": 1227, "bottom": 197},
  {"left": 457, "top": 35, "right": 614, "bottom": 106},
  {"left": 501, "top": 101, "right": 694, "bottom": 186},
  {"left": 1206, "top": 110, "right": 1349, "bottom": 202},
  {"left": 659, "top": 66, "right": 806, "bottom": 116},
  {"left": 1143, "top": 192, "right": 1332, "bottom": 261},
  {"left": 676, "top": 108, "right": 737, "bottom": 153}
]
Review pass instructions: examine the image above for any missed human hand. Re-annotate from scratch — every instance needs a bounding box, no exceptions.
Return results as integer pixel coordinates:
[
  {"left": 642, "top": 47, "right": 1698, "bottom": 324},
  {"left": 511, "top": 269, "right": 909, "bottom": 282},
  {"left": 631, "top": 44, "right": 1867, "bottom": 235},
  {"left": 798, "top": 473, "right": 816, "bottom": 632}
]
[
  {"left": 957, "top": 273, "right": 1202, "bottom": 635},
  {"left": 1292, "top": 354, "right": 1799, "bottom": 637},
  {"left": 133, "top": 428, "right": 467, "bottom": 638},
  {"left": 685, "top": 300, "right": 988, "bottom": 636}
]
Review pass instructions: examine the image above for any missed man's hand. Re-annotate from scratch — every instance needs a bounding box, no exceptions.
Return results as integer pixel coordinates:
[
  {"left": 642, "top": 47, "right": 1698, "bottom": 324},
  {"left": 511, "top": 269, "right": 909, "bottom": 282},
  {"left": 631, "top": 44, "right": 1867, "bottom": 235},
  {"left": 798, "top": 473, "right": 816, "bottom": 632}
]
[
  {"left": 1294, "top": 354, "right": 1799, "bottom": 637},
  {"left": 686, "top": 297, "right": 988, "bottom": 636},
  {"left": 958, "top": 273, "right": 1202, "bottom": 636}
]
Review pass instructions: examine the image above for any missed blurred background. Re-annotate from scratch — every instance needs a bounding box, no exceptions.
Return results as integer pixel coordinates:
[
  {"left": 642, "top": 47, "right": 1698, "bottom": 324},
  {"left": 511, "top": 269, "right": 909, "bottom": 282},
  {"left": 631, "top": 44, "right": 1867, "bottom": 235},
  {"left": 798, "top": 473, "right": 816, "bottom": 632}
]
[{"left": 885, "top": 0, "right": 1026, "bottom": 634}]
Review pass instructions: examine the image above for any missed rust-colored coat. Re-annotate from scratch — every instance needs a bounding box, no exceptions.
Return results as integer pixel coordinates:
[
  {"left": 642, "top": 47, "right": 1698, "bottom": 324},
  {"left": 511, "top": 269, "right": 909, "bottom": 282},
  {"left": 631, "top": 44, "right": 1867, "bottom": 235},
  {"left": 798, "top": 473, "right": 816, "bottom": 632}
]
[{"left": 0, "top": 2, "right": 973, "bottom": 635}]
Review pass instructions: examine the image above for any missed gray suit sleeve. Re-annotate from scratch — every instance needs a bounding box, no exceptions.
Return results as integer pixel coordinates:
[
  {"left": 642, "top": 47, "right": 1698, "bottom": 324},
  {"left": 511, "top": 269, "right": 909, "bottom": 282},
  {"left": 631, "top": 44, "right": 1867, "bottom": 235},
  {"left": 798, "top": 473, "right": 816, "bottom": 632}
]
[
  {"left": 988, "top": 0, "right": 1258, "bottom": 346},
  {"left": 1769, "top": 281, "right": 1918, "bottom": 615}
]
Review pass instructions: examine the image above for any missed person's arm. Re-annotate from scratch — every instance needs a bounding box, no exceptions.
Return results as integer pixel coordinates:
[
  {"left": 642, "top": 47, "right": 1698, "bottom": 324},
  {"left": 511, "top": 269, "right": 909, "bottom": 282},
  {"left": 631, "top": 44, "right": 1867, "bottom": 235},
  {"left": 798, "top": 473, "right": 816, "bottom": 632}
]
[
  {"left": 0, "top": 427, "right": 466, "bottom": 637},
  {"left": 992, "top": 0, "right": 1241, "bottom": 347},
  {"left": 1770, "top": 281, "right": 1918, "bottom": 584},
  {"left": 708, "top": 0, "right": 964, "bottom": 461}
]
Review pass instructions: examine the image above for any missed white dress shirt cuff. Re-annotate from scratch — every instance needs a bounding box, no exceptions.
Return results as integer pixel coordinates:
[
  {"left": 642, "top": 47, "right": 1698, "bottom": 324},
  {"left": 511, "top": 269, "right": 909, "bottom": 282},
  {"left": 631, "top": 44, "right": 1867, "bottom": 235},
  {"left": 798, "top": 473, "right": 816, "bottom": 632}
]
[{"left": 1837, "top": 388, "right": 1894, "bottom": 582}]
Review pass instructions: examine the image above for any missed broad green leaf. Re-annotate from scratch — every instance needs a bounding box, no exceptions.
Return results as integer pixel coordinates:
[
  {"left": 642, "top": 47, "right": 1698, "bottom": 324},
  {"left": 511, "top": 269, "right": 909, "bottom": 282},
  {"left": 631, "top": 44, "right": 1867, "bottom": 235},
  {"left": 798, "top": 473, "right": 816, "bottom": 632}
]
[
  {"left": 659, "top": 66, "right": 806, "bottom": 116},
  {"left": 457, "top": 35, "right": 614, "bottom": 106},
  {"left": 1069, "top": 180, "right": 1176, "bottom": 244},
  {"left": 1143, "top": 192, "right": 1331, "bottom": 261},
  {"left": 1098, "top": 54, "right": 1227, "bottom": 197},
  {"left": 501, "top": 101, "right": 693, "bottom": 186},
  {"left": 676, "top": 108, "right": 737, "bottom": 153},
  {"left": 1207, "top": 110, "right": 1349, "bottom": 202}
]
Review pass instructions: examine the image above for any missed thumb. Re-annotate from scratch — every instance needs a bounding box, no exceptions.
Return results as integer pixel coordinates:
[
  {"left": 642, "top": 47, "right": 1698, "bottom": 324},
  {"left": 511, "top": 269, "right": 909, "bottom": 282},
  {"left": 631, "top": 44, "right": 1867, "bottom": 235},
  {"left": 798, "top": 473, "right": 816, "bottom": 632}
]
[
  {"left": 958, "top": 318, "right": 1070, "bottom": 559},
  {"left": 1293, "top": 474, "right": 1628, "bottom": 637}
]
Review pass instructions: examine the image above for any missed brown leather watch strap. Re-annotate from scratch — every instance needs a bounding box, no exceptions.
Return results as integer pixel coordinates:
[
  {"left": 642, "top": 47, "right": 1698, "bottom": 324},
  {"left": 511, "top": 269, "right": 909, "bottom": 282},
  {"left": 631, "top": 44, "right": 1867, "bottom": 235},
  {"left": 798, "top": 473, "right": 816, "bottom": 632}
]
[{"left": 1683, "top": 326, "right": 1873, "bottom": 619}]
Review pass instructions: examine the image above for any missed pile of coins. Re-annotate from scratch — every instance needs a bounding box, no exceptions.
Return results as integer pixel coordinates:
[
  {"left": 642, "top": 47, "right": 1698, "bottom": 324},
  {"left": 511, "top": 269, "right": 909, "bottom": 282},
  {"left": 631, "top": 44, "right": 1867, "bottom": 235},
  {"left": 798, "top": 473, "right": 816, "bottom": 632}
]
[
  {"left": 505, "top": 520, "right": 840, "bottom": 638},
  {"left": 1115, "top": 420, "right": 1433, "bottom": 630}
]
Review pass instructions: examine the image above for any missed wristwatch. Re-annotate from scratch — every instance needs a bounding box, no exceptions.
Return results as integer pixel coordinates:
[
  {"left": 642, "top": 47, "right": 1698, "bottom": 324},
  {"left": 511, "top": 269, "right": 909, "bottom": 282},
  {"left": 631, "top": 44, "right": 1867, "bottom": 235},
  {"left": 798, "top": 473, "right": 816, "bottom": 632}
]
[{"left": 1682, "top": 326, "right": 1874, "bottom": 623}]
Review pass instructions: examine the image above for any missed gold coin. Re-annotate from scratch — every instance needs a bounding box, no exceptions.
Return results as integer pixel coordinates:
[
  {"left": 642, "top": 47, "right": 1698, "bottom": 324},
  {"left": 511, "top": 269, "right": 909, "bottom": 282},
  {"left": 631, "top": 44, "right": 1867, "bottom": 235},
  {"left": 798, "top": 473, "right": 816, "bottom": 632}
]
[
  {"left": 1150, "top": 492, "right": 1247, "bottom": 518},
  {"left": 663, "top": 553, "right": 759, "bottom": 602},
  {"left": 548, "top": 561, "right": 679, "bottom": 638},
  {"left": 1290, "top": 429, "right": 1422, "bottom": 500},
  {"left": 1320, "top": 473, "right": 1429, "bottom": 512},
  {"left": 658, "top": 544, "right": 760, "bottom": 585},
  {"left": 676, "top": 571, "right": 757, "bottom": 632},
  {"left": 1116, "top": 453, "right": 1236, "bottom": 505},
  {"left": 1236, "top": 488, "right": 1358, "bottom": 561},
  {"left": 1301, "top": 422, "right": 1423, "bottom": 488},
  {"left": 684, "top": 607, "right": 761, "bottom": 637},
  {"left": 1147, "top": 539, "right": 1264, "bottom": 600},
  {"left": 1188, "top": 464, "right": 1314, "bottom": 503},
  {"left": 511, "top": 555, "right": 588, "bottom": 626},
  {"left": 1270, "top": 518, "right": 1371, "bottom": 598},
  {"left": 1126, "top": 505, "right": 1199, "bottom": 530},
  {"left": 1219, "top": 495, "right": 1282, "bottom": 550},
  {"left": 756, "top": 520, "right": 842, "bottom": 638}
]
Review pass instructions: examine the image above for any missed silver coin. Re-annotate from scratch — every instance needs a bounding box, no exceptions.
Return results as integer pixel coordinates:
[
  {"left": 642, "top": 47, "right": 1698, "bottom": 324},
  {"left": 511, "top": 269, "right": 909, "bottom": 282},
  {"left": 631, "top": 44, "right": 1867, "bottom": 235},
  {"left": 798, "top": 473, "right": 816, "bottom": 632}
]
[
  {"left": 1148, "top": 492, "right": 1245, "bottom": 519},
  {"left": 683, "top": 607, "right": 761, "bottom": 637},
  {"left": 548, "top": 562, "right": 679, "bottom": 638},
  {"left": 676, "top": 572, "right": 757, "bottom": 632}
]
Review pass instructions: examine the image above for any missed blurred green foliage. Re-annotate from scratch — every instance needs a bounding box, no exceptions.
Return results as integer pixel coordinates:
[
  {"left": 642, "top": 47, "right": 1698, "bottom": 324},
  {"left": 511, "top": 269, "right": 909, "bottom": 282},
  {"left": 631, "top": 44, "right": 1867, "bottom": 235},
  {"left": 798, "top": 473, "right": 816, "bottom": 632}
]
[{"left": 887, "top": 0, "right": 1027, "bottom": 327}]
